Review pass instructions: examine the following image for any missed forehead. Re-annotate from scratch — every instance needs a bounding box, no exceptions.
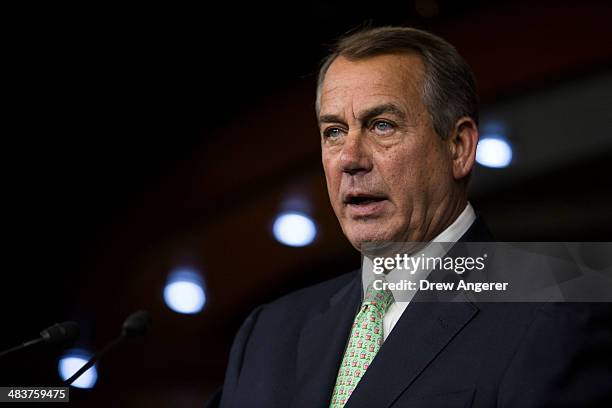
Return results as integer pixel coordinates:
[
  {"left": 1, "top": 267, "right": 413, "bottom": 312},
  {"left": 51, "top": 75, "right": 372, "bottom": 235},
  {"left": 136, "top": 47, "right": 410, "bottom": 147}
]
[{"left": 319, "top": 53, "right": 425, "bottom": 115}]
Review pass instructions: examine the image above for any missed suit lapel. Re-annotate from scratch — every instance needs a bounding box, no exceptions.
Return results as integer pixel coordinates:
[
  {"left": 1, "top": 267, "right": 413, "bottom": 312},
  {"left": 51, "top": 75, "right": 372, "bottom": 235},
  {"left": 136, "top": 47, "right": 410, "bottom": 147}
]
[
  {"left": 344, "top": 295, "right": 479, "bottom": 408},
  {"left": 291, "top": 273, "right": 361, "bottom": 408}
]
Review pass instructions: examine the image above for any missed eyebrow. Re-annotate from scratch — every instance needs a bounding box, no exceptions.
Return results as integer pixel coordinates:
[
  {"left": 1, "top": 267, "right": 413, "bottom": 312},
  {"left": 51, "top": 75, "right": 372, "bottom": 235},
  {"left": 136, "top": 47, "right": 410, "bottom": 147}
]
[{"left": 318, "top": 103, "right": 407, "bottom": 126}]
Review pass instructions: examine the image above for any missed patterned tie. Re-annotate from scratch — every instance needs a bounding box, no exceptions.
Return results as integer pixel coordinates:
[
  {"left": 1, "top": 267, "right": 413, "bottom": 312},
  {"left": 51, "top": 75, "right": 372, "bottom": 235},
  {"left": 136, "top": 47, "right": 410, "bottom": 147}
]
[{"left": 329, "top": 280, "right": 394, "bottom": 408}]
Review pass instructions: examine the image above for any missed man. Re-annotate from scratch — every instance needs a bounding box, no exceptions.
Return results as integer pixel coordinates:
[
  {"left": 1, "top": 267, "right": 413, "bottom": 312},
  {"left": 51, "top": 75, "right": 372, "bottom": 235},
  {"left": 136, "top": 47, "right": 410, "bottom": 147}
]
[{"left": 207, "top": 27, "right": 611, "bottom": 407}]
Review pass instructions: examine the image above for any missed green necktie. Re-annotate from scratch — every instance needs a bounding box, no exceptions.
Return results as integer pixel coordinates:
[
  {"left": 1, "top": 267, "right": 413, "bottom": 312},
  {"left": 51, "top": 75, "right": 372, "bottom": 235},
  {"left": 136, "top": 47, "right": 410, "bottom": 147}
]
[{"left": 329, "top": 280, "right": 395, "bottom": 408}]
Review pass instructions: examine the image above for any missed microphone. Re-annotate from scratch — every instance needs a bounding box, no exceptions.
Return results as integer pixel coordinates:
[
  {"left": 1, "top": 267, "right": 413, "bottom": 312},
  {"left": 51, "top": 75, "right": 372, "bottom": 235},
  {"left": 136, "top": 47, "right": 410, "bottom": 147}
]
[
  {"left": 0, "top": 321, "right": 80, "bottom": 359},
  {"left": 122, "top": 310, "right": 153, "bottom": 337},
  {"left": 64, "top": 310, "right": 152, "bottom": 386}
]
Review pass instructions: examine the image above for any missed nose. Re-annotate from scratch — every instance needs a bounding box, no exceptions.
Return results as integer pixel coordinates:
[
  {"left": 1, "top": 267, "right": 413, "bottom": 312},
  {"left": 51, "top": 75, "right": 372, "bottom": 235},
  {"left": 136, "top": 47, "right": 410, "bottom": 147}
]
[{"left": 340, "top": 131, "right": 372, "bottom": 175}]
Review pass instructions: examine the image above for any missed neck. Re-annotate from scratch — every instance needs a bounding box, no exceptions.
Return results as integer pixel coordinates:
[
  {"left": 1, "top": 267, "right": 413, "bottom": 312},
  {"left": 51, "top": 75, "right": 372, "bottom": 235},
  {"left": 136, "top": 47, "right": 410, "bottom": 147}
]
[{"left": 423, "top": 196, "right": 468, "bottom": 242}]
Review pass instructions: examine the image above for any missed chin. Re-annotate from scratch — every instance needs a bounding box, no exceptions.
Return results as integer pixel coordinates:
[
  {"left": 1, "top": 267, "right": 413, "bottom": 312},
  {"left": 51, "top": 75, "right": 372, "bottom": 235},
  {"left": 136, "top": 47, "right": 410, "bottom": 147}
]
[{"left": 346, "top": 228, "right": 396, "bottom": 252}]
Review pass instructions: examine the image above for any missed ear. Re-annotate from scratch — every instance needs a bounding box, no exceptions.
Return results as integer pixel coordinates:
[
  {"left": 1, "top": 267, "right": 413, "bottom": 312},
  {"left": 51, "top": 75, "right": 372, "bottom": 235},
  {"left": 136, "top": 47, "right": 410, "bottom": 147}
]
[{"left": 448, "top": 117, "right": 479, "bottom": 180}]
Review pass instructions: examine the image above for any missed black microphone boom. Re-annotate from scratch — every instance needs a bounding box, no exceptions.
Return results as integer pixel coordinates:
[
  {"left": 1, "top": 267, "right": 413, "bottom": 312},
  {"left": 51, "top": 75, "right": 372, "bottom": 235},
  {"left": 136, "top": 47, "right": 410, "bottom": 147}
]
[
  {"left": 0, "top": 321, "right": 80, "bottom": 359},
  {"left": 64, "top": 310, "right": 152, "bottom": 386}
]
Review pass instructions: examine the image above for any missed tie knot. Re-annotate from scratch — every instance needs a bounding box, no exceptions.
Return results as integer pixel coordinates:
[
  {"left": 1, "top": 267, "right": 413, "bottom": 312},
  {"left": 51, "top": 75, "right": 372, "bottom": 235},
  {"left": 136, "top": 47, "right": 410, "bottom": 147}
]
[{"left": 362, "top": 280, "right": 394, "bottom": 314}]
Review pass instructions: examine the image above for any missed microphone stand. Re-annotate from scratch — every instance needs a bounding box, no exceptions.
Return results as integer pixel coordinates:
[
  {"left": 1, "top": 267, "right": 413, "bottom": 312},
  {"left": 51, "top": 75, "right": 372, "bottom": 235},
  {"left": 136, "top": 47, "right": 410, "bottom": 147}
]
[
  {"left": 64, "top": 336, "right": 123, "bottom": 386},
  {"left": 0, "top": 338, "right": 44, "bottom": 359}
]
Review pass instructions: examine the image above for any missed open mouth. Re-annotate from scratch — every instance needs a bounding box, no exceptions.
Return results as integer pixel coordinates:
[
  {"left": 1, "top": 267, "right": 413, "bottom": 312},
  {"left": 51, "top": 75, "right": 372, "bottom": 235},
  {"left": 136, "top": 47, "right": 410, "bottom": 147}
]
[{"left": 344, "top": 195, "right": 387, "bottom": 206}]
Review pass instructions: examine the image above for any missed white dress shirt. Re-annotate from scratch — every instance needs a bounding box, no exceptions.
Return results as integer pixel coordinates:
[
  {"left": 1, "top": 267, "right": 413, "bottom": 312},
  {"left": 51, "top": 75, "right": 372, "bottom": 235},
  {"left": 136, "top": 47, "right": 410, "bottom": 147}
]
[{"left": 361, "top": 202, "right": 476, "bottom": 340}]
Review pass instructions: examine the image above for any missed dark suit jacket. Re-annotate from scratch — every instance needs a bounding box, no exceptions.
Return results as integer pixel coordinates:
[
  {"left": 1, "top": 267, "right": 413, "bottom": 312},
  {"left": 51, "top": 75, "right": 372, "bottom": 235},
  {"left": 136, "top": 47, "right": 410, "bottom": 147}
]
[{"left": 207, "top": 218, "right": 612, "bottom": 407}]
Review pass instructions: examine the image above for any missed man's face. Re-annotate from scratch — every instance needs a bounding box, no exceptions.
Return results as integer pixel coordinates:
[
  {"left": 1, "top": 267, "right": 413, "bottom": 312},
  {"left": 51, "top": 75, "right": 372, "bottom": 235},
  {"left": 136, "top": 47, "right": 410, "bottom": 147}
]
[{"left": 319, "top": 53, "right": 458, "bottom": 251}]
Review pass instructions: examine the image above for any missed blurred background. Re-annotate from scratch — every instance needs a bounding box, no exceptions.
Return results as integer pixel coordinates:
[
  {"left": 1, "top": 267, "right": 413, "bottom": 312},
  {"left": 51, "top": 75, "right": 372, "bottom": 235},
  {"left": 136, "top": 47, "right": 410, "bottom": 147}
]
[{"left": 2, "top": 0, "right": 611, "bottom": 406}]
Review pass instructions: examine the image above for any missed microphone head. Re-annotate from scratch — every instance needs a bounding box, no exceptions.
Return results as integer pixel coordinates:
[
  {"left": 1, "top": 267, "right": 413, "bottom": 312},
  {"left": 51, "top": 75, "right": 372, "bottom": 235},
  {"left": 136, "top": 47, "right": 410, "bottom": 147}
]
[
  {"left": 122, "top": 310, "right": 152, "bottom": 337},
  {"left": 40, "top": 321, "right": 80, "bottom": 345}
]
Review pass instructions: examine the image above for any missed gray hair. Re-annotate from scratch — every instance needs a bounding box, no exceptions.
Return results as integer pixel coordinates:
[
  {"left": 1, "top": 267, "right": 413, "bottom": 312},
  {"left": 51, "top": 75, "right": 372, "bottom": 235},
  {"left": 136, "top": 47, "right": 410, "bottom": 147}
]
[{"left": 316, "top": 26, "right": 479, "bottom": 139}]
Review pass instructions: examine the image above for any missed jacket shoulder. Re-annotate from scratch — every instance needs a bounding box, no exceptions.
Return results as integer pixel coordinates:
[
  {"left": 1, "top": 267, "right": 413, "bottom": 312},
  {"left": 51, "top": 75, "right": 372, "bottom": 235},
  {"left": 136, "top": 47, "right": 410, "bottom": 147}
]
[{"left": 263, "top": 270, "right": 358, "bottom": 316}]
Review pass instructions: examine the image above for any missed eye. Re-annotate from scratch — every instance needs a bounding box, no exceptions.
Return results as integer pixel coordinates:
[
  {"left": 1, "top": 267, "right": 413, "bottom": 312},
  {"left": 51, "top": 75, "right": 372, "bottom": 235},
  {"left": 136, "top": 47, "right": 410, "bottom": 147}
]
[
  {"left": 323, "top": 127, "right": 345, "bottom": 140},
  {"left": 371, "top": 120, "right": 395, "bottom": 135}
]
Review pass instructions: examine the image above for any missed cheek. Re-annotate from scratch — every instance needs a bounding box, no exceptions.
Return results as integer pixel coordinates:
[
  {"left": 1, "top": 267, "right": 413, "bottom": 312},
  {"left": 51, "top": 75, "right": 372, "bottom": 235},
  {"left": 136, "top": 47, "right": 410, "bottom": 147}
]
[
  {"left": 322, "top": 157, "right": 340, "bottom": 197},
  {"left": 376, "top": 148, "right": 420, "bottom": 191},
  {"left": 375, "top": 146, "right": 437, "bottom": 205}
]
